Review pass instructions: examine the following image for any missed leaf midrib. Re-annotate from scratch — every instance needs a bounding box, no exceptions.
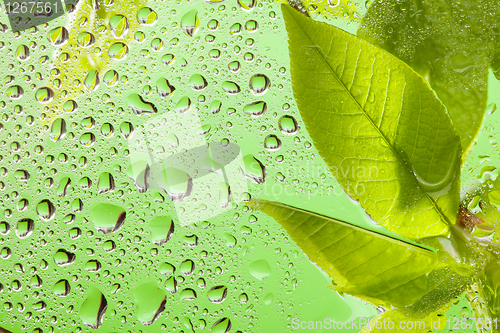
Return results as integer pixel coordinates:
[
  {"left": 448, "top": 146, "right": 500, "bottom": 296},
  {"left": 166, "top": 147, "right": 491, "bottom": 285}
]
[
  {"left": 254, "top": 199, "right": 437, "bottom": 255},
  {"left": 285, "top": 6, "right": 452, "bottom": 229}
]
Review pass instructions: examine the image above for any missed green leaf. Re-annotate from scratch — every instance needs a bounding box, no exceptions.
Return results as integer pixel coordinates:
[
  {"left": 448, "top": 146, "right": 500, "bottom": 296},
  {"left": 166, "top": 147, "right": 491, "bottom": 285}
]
[
  {"left": 247, "top": 199, "right": 440, "bottom": 308},
  {"left": 282, "top": 4, "right": 461, "bottom": 240},
  {"left": 358, "top": 0, "right": 495, "bottom": 156}
]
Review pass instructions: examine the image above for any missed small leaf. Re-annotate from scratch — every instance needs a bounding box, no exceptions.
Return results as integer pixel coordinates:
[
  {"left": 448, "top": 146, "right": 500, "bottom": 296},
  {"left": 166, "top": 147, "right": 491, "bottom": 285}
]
[
  {"left": 248, "top": 199, "right": 439, "bottom": 308},
  {"left": 282, "top": 4, "right": 461, "bottom": 239}
]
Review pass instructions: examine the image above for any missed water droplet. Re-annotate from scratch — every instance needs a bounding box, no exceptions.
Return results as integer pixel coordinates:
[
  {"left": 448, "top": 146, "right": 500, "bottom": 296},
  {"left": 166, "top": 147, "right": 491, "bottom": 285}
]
[
  {"left": 230, "top": 23, "right": 242, "bottom": 35},
  {"left": 211, "top": 318, "right": 232, "bottom": 333},
  {"left": 133, "top": 282, "right": 166, "bottom": 325},
  {"left": 35, "top": 87, "right": 54, "bottom": 103},
  {"left": 108, "top": 42, "right": 128, "bottom": 60},
  {"left": 248, "top": 259, "right": 271, "bottom": 280},
  {"left": 128, "top": 93, "right": 157, "bottom": 115},
  {"left": 207, "top": 19, "right": 219, "bottom": 30},
  {"left": 151, "top": 38, "right": 163, "bottom": 51},
  {"left": 47, "top": 27, "right": 69, "bottom": 46},
  {"left": 85, "top": 260, "right": 101, "bottom": 272},
  {"left": 175, "top": 96, "right": 191, "bottom": 113},
  {"left": 223, "top": 233, "right": 237, "bottom": 247},
  {"left": 80, "top": 287, "right": 107, "bottom": 329},
  {"left": 63, "top": 100, "right": 78, "bottom": 112},
  {"left": 209, "top": 49, "right": 221, "bottom": 59},
  {"left": 109, "top": 14, "right": 129, "bottom": 38},
  {"left": 245, "top": 20, "right": 258, "bottom": 32},
  {"left": 249, "top": 74, "right": 270, "bottom": 95},
  {"left": 161, "top": 53, "right": 175, "bottom": 65},
  {"left": 188, "top": 74, "right": 207, "bottom": 90},
  {"left": 244, "top": 101, "right": 267, "bottom": 116},
  {"left": 77, "top": 32, "right": 95, "bottom": 48},
  {"left": 264, "top": 134, "right": 282, "bottom": 151},
  {"left": 228, "top": 61, "right": 241, "bottom": 72},
  {"left": 279, "top": 115, "right": 299, "bottom": 134},
  {"left": 5, "top": 85, "right": 23, "bottom": 99},
  {"left": 0, "top": 222, "right": 10, "bottom": 235},
  {"left": 148, "top": 216, "right": 174, "bottom": 245},
  {"left": 90, "top": 203, "right": 126, "bottom": 234},
  {"left": 222, "top": 81, "right": 240, "bottom": 94},
  {"left": 103, "top": 70, "right": 119, "bottom": 86},
  {"left": 180, "top": 288, "right": 197, "bottom": 301},
  {"left": 157, "top": 166, "right": 193, "bottom": 201},
  {"left": 80, "top": 132, "right": 96, "bottom": 146},
  {"left": 242, "top": 155, "right": 266, "bottom": 184},
  {"left": 16, "top": 45, "right": 29, "bottom": 60},
  {"left": 54, "top": 279, "right": 71, "bottom": 296},
  {"left": 0, "top": 247, "right": 11, "bottom": 259},
  {"left": 16, "top": 218, "right": 34, "bottom": 238},
  {"left": 238, "top": 0, "right": 255, "bottom": 10},
  {"left": 181, "top": 9, "right": 199, "bottom": 36},
  {"left": 119, "top": 121, "right": 134, "bottom": 140},
  {"left": 137, "top": 7, "right": 158, "bottom": 26},
  {"left": 36, "top": 199, "right": 55, "bottom": 220},
  {"left": 210, "top": 100, "right": 222, "bottom": 114},
  {"left": 54, "top": 249, "right": 76, "bottom": 266},
  {"left": 207, "top": 286, "right": 227, "bottom": 303},
  {"left": 14, "top": 169, "right": 30, "bottom": 181},
  {"left": 98, "top": 172, "right": 115, "bottom": 193},
  {"left": 159, "top": 262, "right": 175, "bottom": 275},
  {"left": 179, "top": 259, "right": 195, "bottom": 275},
  {"left": 84, "top": 70, "right": 100, "bottom": 92},
  {"left": 50, "top": 118, "right": 66, "bottom": 142}
]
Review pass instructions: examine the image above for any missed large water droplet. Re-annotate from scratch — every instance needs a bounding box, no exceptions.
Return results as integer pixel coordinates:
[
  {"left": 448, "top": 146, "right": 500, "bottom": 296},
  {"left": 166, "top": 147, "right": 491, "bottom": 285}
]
[
  {"left": 90, "top": 203, "right": 126, "bottom": 234},
  {"left": 156, "top": 166, "right": 193, "bottom": 201},
  {"left": 156, "top": 78, "right": 175, "bottom": 97},
  {"left": 109, "top": 14, "right": 129, "bottom": 38},
  {"left": 242, "top": 155, "right": 266, "bottom": 184},
  {"left": 279, "top": 115, "right": 299, "bottom": 135},
  {"left": 77, "top": 32, "right": 95, "bottom": 48},
  {"left": 222, "top": 81, "right": 240, "bottom": 94},
  {"left": 137, "top": 7, "right": 158, "bottom": 25},
  {"left": 80, "top": 287, "right": 107, "bottom": 329},
  {"left": 36, "top": 199, "right": 55, "bottom": 220},
  {"left": 133, "top": 282, "right": 167, "bottom": 325},
  {"left": 127, "top": 161, "right": 149, "bottom": 192},
  {"left": 248, "top": 259, "right": 271, "bottom": 280},
  {"left": 5, "top": 85, "right": 23, "bottom": 99},
  {"left": 181, "top": 9, "right": 199, "bottom": 36},
  {"left": 211, "top": 318, "right": 232, "bottom": 333},
  {"left": 148, "top": 216, "right": 174, "bottom": 245},
  {"left": 237, "top": 0, "right": 256, "bottom": 11},
  {"left": 175, "top": 96, "right": 191, "bottom": 113},
  {"left": 47, "top": 27, "right": 69, "bottom": 46},
  {"left": 108, "top": 42, "right": 128, "bottom": 60},
  {"left": 84, "top": 70, "right": 100, "bottom": 92},
  {"left": 249, "top": 74, "right": 270, "bottom": 95},
  {"left": 264, "top": 134, "right": 282, "bottom": 151},
  {"left": 188, "top": 74, "right": 207, "bottom": 90},
  {"left": 16, "top": 45, "right": 29, "bottom": 61},
  {"left": 35, "top": 87, "right": 54, "bottom": 103},
  {"left": 16, "top": 219, "right": 34, "bottom": 238},
  {"left": 53, "top": 279, "right": 71, "bottom": 297},
  {"left": 54, "top": 249, "right": 76, "bottom": 266},
  {"left": 128, "top": 93, "right": 157, "bottom": 115},
  {"left": 207, "top": 285, "right": 228, "bottom": 303},
  {"left": 98, "top": 172, "right": 115, "bottom": 193},
  {"left": 243, "top": 101, "right": 267, "bottom": 116}
]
